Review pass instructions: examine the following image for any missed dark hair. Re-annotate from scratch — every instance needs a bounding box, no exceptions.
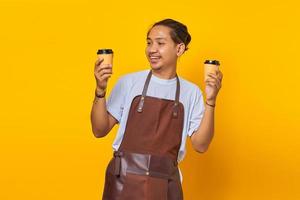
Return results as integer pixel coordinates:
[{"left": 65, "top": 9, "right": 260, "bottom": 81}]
[{"left": 147, "top": 18, "right": 192, "bottom": 51}]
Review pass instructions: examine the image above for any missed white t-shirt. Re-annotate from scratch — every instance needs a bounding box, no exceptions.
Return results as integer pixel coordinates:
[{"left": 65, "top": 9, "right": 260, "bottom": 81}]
[{"left": 106, "top": 69, "right": 205, "bottom": 180}]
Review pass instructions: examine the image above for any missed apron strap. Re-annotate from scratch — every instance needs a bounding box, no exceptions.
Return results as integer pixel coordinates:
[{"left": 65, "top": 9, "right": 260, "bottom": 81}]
[
  {"left": 173, "top": 75, "right": 180, "bottom": 118},
  {"left": 113, "top": 151, "right": 124, "bottom": 177},
  {"left": 137, "top": 70, "right": 180, "bottom": 118},
  {"left": 137, "top": 70, "right": 152, "bottom": 113}
]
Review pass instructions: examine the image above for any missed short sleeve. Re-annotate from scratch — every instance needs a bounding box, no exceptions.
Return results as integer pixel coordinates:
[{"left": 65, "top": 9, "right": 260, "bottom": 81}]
[
  {"left": 187, "top": 87, "right": 205, "bottom": 137},
  {"left": 106, "top": 76, "right": 128, "bottom": 123}
]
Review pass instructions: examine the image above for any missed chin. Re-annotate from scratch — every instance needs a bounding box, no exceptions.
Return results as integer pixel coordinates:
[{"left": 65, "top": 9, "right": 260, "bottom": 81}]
[
  {"left": 149, "top": 62, "right": 163, "bottom": 70},
  {"left": 150, "top": 66, "right": 162, "bottom": 71}
]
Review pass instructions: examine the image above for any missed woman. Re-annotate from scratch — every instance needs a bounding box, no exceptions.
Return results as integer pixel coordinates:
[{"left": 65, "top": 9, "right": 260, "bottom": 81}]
[{"left": 91, "top": 18, "right": 223, "bottom": 200}]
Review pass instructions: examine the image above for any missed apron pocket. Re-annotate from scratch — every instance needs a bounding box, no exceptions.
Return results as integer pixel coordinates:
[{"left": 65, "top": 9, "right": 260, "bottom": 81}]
[{"left": 120, "top": 172, "right": 168, "bottom": 200}]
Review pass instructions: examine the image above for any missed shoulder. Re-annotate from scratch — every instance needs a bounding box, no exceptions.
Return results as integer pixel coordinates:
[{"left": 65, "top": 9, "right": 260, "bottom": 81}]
[
  {"left": 118, "top": 69, "right": 149, "bottom": 83},
  {"left": 178, "top": 76, "right": 203, "bottom": 97}
]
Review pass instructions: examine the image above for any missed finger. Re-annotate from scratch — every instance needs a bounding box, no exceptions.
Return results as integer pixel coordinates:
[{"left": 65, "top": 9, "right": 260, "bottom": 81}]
[
  {"left": 96, "top": 66, "right": 113, "bottom": 75},
  {"left": 98, "top": 69, "right": 113, "bottom": 77},
  {"left": 95, "top": 57, "right": 104, "bottom": 66},
  {"left": 95, "top": 64, "right": 112, "bottom": 73},
  {"left": 94, "top": 59, "right": 105, "bottom": 73},
  {"left": 217, "top": 70, "right": 223, "bottom": 81},
  {"left": 207, "top": 73, "right": 219, "bottom": 80},
  {"left": 99, "top": 74, "right": 112, "bottom": 81},
  {"left": 96, "top": 70, "right": 111, "bottom": 78},
  {"left": 207, "top": 74, "right": 221, "bottom": 86},
  {"left": 208, "top": 83, "right": 220, "bottom": 90},
  {"left": 97, "top": 66, "right": 113, "bottom": 74},
  {"left": 99, "top": 63, "right": 113, "bottom": 69},
  {"left": 206, "top": 82, "right": 217, "bottom": 90},
  {"left": 206, "top": 80, "right": 220, "bottom": 90}
]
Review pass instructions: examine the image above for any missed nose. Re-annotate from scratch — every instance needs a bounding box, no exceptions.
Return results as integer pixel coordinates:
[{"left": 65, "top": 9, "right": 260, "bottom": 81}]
[{"left": 148, "top": 44, "right": 158, "bottom": 54}]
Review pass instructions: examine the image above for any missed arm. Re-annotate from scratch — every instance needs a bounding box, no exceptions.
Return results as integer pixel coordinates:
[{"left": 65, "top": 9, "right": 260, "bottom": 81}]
[
  {"left": 190, "top": 100, "right": 215, "bottom": 153},
  {"left": 191, "top": 70, "right": 223, "bottom": 153},
  {"left": 90, "top": 92, "right": 118, "bottom": 138},
  {"left": 90, "top": 58, "right": 117, "bottom": 138}
]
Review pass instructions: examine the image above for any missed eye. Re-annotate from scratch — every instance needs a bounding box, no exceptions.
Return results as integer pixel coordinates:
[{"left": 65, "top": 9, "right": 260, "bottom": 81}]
[
  {"left": 158, "top": 42, "right": 165, "bottom": 45},
  {"left": 146, "top": 41, "right": 151, "bottom": 45}
]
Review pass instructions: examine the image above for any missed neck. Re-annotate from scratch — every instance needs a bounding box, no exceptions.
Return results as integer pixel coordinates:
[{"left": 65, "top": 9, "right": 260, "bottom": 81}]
[{"left": 151, "top": 65, "right": 177, "bottom": 80}]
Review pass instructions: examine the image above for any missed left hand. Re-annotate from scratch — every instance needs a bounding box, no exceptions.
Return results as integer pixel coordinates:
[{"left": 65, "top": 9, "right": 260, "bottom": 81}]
[{"left": 205, "top": 70, "right": 223, "bottom": 104}]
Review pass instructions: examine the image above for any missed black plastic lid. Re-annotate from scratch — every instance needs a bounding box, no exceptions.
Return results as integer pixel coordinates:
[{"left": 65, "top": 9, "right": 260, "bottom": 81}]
[
  {"left": 97, "top": 49, "right": 113, "bottom": 54},
  {"left": 204, "top": 60, "right": 220, "bottom": 65}
]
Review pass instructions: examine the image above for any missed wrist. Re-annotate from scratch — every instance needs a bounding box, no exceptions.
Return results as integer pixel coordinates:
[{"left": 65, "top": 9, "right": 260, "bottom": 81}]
[
  {"left": 95, "top": 88, "right": 106, "bottom": 98},
  {"left": 96, "top": 87, "right": 106, "bottom": 94},
  {"left": 205, "top": 99, "right": 216, "bottom": 108},
  {"left": 206, "top": 98, "right": 216, "bottom": 105}
]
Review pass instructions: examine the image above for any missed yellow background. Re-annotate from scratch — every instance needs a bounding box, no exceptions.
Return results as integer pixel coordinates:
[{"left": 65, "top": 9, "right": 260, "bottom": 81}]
[{"left": 1, "top": 0, "right": 299, "bottom": 199}]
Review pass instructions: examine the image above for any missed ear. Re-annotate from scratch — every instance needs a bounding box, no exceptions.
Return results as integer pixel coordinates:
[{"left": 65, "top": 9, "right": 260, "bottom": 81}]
[{"left": 176, "top": 43, "right": 186, "bottom": 57}]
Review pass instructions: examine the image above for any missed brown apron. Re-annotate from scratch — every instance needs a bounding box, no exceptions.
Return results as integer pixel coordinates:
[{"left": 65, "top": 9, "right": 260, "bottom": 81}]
[{"left": 102, "top": 70, "right": 185, "bottom": 200}]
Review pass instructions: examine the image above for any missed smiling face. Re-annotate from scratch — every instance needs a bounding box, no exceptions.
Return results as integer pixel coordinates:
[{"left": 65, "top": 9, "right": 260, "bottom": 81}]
[{"left": 146, "top": 25, "right": 185, "bottom": 71}]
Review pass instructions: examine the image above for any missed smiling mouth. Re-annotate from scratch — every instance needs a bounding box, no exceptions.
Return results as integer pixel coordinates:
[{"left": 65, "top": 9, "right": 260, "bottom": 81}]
[{"left": 149, "top": 56, "right": 161, "bottom": 62}]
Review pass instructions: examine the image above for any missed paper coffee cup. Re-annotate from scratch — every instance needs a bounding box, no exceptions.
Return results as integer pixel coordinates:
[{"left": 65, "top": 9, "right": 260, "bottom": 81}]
[
  {"left": 204, "top": 60, "right": 220, "bottom": 81},
  {"left": 97, "top": 49, "right": 113, "bottom": 65}
]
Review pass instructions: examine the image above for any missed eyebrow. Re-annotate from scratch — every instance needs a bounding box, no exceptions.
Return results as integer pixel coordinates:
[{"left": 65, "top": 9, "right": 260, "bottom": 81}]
[{"left": 146, "top": 37, "right": 166, "bottom": 41}]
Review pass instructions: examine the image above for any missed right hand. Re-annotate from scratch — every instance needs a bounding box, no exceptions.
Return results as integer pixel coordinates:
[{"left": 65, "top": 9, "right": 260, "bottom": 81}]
[{"left": 94, "top": 58, "right": 113, "bottom": 93}]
